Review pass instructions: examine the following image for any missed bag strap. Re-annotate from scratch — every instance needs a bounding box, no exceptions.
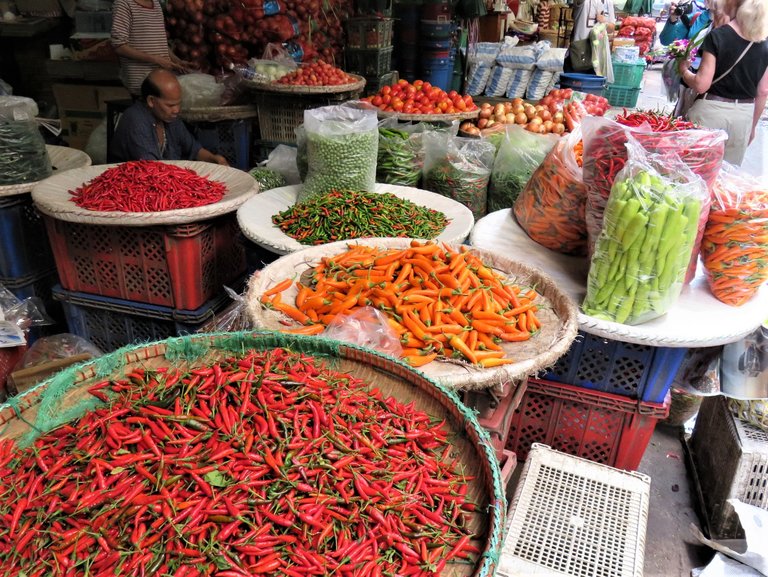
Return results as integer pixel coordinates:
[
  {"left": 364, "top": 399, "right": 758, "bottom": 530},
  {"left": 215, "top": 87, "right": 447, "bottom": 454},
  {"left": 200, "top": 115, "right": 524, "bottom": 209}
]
[{"left": 711, "top": 41, "right": 754, "bottom": 86}]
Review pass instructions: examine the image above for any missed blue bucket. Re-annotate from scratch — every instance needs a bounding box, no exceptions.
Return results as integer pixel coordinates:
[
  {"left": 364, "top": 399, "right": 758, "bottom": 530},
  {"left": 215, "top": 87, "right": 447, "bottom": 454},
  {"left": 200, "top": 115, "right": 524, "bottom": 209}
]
[
  {"left": 421, "top": 56, "right": 454, "bottom": 91},
  {"left": 420, "top": 19, "right": 454, "bottom": 39},
  {"left": 559, "top": 72, "right": 606, "bottom": 95}
]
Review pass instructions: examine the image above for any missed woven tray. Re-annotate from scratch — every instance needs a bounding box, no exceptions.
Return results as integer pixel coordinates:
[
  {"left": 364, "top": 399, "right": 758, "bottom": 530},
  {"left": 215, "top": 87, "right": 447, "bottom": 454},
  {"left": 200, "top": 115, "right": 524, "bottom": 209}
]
[
  {"left": 0, "top": 331, "right": 507, "bottom": 577},
  {"left": 245, "top": 238, "right": 580, "bottom": 390},
  {"left": 31, "top": 160, "right": 259, "bottom": 227},
  {"left": 0, "top": 145, "right": 92, "bottom": 198},
  {"left": 179, "top": 104, "right": 259, "bottom": 122},
  {"left": 377, "top": 109, "right": 480, "bottom": 122},
  {"left": 237, "top": 183, "right": 476, "bottom": 255},
  {"left": 243, "top": 74, "right": 366, "bottom": 95}
]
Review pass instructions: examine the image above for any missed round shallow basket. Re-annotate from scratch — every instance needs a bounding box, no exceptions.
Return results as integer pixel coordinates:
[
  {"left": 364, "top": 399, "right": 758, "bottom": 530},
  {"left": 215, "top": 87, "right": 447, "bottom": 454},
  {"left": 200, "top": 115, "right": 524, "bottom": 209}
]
[
  {"left": 179, "top": 104, "right": 259, "bottom": 123},
  {"left": 31, "top": 160, "right": 259, "bottom": 227},
  {"left": 377, "top": 109, "right": 480, "bottom": 122},
  {"left": 0, "top": 331, "right": 506, "bottom": 577},
  {"left": 0, "top": 145, "right": 92, "bottom": 198},
  {"left": 246, "top": 238, "right": 580, "bottom": 390},
  {"left": 237, "top": 183, "right": 476, "bottom": 255},
  {"left": 243, "top": 74, "right": 366, "bottom": 95}
]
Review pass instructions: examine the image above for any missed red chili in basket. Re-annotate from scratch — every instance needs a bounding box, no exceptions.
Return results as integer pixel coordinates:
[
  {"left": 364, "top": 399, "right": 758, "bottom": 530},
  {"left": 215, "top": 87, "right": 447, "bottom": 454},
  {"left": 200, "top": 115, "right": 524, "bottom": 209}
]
[
  {"left": 0, "top": 348, "right": 478, "bottom": 576},
  {"left": 70, "top": 160, "right": 227, "bottom": 212}
]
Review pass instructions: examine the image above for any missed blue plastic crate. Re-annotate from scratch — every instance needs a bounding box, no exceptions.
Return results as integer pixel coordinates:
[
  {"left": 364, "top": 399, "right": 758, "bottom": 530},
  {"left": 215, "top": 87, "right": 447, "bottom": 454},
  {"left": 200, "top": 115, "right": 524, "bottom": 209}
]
[
  {"left": 2, "top": 270, "right": 64, "bottom": 345},
  {"left": 544, "top": 331, "right": 687, "bottom": 403},
  {"left": 52, "top": 283, "right": 239, "bottom": 353},
  {"left": 0, "top": 194, "right": 55, "bottom": 278},
  {"left": 189, "top": 119, "right": 252, "bottom": 171}
]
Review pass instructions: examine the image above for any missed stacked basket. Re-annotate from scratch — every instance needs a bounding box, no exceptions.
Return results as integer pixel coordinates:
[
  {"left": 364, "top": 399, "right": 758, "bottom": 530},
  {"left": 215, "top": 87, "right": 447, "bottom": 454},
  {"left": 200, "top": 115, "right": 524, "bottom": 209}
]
[
  {"left": 0, "top": 146, "right": 92, "bottom": 346},
  {"left": 30, "top": 162, "right": 258, "bottom": 354},
  {"left": 604, "top": 57, "right": 645, "bottom": 108},
  {"left": 345, "top": 0, "right": 398, "bottom": 94}
]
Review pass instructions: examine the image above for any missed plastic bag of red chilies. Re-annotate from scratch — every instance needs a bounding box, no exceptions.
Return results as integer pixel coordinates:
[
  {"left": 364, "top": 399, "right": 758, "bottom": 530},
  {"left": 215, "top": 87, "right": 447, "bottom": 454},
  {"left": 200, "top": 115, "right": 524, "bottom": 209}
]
[
  {"left": 514, "top": 127, "right": 588, "bottom": 256},
  {"left": 582, "top": 115, "right": 727, "bottom": 283}
]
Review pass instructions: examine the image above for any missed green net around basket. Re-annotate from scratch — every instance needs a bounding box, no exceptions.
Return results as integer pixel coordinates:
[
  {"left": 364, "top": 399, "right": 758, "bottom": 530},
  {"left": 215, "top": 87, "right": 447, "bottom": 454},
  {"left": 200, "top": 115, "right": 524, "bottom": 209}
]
[{"left": 0, "top": 330, "right": 506, "bottom": 577}]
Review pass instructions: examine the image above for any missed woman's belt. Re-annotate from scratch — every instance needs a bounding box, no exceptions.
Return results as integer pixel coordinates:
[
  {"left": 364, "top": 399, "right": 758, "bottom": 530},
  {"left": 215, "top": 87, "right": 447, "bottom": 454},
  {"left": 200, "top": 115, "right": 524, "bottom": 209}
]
[{"left": 697, "top": 93, "right": 755, "bottom": 104}]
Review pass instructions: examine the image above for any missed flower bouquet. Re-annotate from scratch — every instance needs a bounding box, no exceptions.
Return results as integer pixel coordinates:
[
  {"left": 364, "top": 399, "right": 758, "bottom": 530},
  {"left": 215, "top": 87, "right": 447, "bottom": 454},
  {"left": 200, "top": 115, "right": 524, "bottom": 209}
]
[{"left": 661, "top": 29, "right": 708, "bottom": 102}]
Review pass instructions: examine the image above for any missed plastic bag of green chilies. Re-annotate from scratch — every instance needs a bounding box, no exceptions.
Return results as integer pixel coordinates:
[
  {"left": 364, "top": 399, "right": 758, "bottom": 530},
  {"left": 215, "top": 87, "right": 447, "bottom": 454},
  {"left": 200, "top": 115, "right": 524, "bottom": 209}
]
[
  {"left": 582, "top": 140, "right": 708, "bottom": 325},
  {"left": 376, "top": 118, "right": 424, "bottom": 187}
]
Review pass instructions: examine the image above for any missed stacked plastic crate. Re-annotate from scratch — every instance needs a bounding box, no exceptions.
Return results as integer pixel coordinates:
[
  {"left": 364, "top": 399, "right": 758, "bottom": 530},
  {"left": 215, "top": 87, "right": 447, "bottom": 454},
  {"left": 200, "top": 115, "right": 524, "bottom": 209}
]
[
  {"left": 503, "top": 331, "right": 685, "bottom": 471},
  {"left": 1, "top": 194, "right": 60, "bottom": 330},
  {"left": 45, "top": 215, "right": 247, "bottom": 353},
  {"left": 346, "top": 0, "right": 398, "bottom": 95},
  {"left": 604, "top": 58, "right": 645, "bottom": 108}
]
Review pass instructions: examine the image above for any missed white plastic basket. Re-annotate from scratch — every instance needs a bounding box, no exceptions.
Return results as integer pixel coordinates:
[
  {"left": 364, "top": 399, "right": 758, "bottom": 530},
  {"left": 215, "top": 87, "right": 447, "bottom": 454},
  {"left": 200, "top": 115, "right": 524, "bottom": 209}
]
[
  {"left": 498, "top": 444, "right": 650, "bottom": 577},
  {"left": 690, "top": 396, "right": 768, "bottom": 539}
]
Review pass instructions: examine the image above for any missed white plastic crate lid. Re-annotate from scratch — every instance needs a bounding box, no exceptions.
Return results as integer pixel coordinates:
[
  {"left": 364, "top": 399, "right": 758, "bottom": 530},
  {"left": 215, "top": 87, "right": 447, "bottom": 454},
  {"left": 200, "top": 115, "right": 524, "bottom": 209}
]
[{"left": 498, "top": 444, "right": 650, "bottom": 577}]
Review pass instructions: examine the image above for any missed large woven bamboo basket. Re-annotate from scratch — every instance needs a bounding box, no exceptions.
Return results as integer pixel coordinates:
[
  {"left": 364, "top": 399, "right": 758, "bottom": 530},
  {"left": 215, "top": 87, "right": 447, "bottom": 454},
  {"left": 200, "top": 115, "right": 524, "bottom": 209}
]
[
  {"left": 0, "top": 145, "right": 91, "bottom": 198},
  {"left": 0, "top": 331, "right": 506, "bottom": 577},
  {"left": 246, "top": 238, "right": 580, "bottom": 390},
  {"left": 31, "top": 160, "right": 259, "bottom": 227}
]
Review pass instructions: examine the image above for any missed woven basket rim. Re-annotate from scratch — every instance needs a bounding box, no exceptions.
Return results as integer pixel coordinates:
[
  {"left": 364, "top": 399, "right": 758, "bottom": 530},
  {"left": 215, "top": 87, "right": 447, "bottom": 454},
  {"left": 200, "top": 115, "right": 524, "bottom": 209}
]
[
  {"left": 236, "top": 183, "right": 475, "bottom": 255},
  {"left": 31, "top": 160, "right": 259, "bottom": 226},
  {"left": 0, "top": 330, "right": 507, "bottom": 577},
  {"left": 245, "top": 238, "right": 580, "bottom": 390},
  {"left": 0, "top": 145, "right": 92, "bottom": 198},
  {"left": 179, "top": 104, "right": 259, "bottom": 122},
  {"left": 377, "top": 109, "right": 480, "bottom": 122},
  {"left": 243, "top": 74, "right": 366, "bottom": 95}
]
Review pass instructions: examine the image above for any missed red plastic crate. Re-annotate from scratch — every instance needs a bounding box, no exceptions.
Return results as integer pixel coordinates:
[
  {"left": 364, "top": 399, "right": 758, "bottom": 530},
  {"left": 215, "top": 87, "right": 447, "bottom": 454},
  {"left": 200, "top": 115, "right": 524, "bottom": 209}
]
[
  {"left": 506, "top": 378, "right": 669, "bottom": 471},
  {"left": 464, "top": 380, "right": 527, "bottom": 461},
  {"left": 44, "top": 215, "right": 246, "bottom": 310},
  {"left": 0, "top": 345, "right": 26, "bottom": 403}
]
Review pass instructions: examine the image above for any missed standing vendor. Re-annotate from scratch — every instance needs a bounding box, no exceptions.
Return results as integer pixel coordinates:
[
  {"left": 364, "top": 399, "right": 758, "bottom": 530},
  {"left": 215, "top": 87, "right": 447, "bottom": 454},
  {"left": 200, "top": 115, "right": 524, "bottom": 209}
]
[
  {"left": 111, "top": 0, "right": 191, "bottom": 97},
  {"left": 564, "top": 0, "right": 616, "bottom": 74},
  {"left": 109, "top": 69, "right": 229, "bottom": 166}
]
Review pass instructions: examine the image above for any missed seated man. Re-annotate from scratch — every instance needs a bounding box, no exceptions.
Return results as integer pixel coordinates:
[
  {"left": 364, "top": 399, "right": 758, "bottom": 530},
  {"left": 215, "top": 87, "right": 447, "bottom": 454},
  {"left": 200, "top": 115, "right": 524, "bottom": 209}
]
[{"left": 109, "top": 69, "right": 228, "bottom": 165}]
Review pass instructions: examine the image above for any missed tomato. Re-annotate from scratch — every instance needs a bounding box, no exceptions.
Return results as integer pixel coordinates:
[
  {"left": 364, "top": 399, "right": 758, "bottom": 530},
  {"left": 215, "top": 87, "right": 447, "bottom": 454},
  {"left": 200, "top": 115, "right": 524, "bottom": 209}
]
[{"left": 381, "top": 85, "right": 392, "bottom": 95}]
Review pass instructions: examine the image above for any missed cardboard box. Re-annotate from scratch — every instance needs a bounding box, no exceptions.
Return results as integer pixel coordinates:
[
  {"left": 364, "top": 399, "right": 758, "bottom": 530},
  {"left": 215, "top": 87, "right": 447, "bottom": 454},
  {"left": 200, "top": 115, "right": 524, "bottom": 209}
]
[
  {"left": 70, "top": 33, "right": 118, "bottom": 62},
  {"left": 53, "top": 83, "right": 129, "bottom": 149}
]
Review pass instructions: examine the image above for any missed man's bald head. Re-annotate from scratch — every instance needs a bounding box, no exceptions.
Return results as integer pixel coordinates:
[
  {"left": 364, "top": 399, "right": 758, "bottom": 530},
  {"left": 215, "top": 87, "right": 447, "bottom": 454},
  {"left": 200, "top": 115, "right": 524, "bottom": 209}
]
[
  {"left": 141, "top": 69, "right": 182, "bottom": 123},
  {"left": 141, "top": 69, "right": 182, "bottom": 102}
]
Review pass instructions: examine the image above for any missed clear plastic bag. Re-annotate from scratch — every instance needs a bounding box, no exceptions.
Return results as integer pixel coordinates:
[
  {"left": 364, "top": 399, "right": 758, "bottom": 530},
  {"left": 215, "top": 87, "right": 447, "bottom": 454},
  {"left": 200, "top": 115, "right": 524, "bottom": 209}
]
[
  {"left": 295, "top": 124, "right": 308, "bottom": 181},
  {"left": 701, "top": 164, "right": 768, "bottom": 306},
  {"left": 376, "top": 118, "right": 425, "bottom": 187},
  {"left": 489, "top": 124, "right": 558, "bottom": 212},
  {"left": 299, "top": 104, "right": 378, "bottom": 202},
  {"left": 179, "top": 74, "right": 225, "bottom": 109},
  {"left": 0, "top": 282, "right": 54, "bottom": 346},
  {"left": 323, "top": 306, "right": 404, "bottom": 358},
  {"left": 20, "top": 334, "right": 103, "bottom": 369},
  {"left": 261, "top": 144, "right": 300, "bottom": 185},
  {"left": 0, "top": 95, "right": 51, "bottom": 185},
  {"left": 582, "top": 142, "right": 708, "bottom": 325},
  {"left": 197, "top": 287, "right": 253, "bottom": 333},
  {"left": 513, "top": 128, "right": 587, "bottom": 255},
  {"left": 582, "top": 116, "right": 726, "bottom": 281},
  {"left": 422, "top": 133, "right": 496, "bottom": 220}
]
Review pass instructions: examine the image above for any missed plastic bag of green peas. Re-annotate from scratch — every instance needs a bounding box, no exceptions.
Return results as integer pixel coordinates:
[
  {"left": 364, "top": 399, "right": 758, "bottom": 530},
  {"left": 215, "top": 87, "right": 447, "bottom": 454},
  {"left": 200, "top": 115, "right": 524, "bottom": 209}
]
[{"left": 298, "top": 104, "right": 378, "bottom": 202}]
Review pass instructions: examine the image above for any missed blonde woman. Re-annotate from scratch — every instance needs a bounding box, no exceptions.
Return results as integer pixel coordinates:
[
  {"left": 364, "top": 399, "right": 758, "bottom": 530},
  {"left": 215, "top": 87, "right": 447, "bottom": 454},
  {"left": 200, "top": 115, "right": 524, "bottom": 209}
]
[{"left": 678, "top": 0, "right": 768, "bottom": 164}]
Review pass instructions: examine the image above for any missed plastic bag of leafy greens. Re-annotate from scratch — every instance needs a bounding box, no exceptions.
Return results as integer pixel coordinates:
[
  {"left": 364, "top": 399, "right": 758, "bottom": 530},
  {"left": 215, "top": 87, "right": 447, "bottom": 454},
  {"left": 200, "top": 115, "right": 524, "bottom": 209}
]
[
  {"left": 0, "top": 96, "right": 51, "bottom": 185},
  {"left": 376, "top": 118, "right": 424, "bottom": 187},
  {"left": 582, "top": 140, "right": 708, "bottom": 325},
  {"left": 489, "top": 124, "right": 558, "bottom": 212},
  {"left": 299, "top": 104, "right": 378, "bottom": 202},
  {"left": 423, "top": 133, "right": 496, "bottom": 220}
]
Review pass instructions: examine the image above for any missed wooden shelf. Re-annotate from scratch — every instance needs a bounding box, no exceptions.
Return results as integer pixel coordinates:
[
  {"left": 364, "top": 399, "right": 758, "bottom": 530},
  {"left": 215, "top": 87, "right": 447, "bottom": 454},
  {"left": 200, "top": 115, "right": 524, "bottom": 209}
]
[{"left": 0, "top": 16, "right": 62, "bottom": 37}]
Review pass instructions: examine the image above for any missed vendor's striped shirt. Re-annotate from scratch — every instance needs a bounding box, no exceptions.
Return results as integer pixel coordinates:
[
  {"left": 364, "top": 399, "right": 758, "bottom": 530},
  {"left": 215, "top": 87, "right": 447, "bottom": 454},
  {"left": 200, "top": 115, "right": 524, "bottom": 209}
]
[{"left": 111, "top": 0, "right": 170, "bottom": 96}]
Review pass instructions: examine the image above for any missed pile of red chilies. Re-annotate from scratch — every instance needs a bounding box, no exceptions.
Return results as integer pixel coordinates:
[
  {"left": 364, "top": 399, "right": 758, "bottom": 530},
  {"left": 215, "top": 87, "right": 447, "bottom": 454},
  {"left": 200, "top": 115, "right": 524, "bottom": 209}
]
[
  {"left": 0, "top": 348, "right": 477, "bottom": 577},
  {"left": 584, "top": 112, "right": 724, "bottom": 208},
  {"left": 70, "top": 161, "right": 227, "bottom": 212}
]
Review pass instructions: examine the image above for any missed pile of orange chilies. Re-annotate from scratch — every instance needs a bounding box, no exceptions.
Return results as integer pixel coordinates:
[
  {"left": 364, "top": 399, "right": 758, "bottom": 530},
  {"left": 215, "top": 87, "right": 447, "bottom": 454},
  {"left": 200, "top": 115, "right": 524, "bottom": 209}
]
[{"left": 261, "top": 241, "right": 542, "bottom": 368}]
